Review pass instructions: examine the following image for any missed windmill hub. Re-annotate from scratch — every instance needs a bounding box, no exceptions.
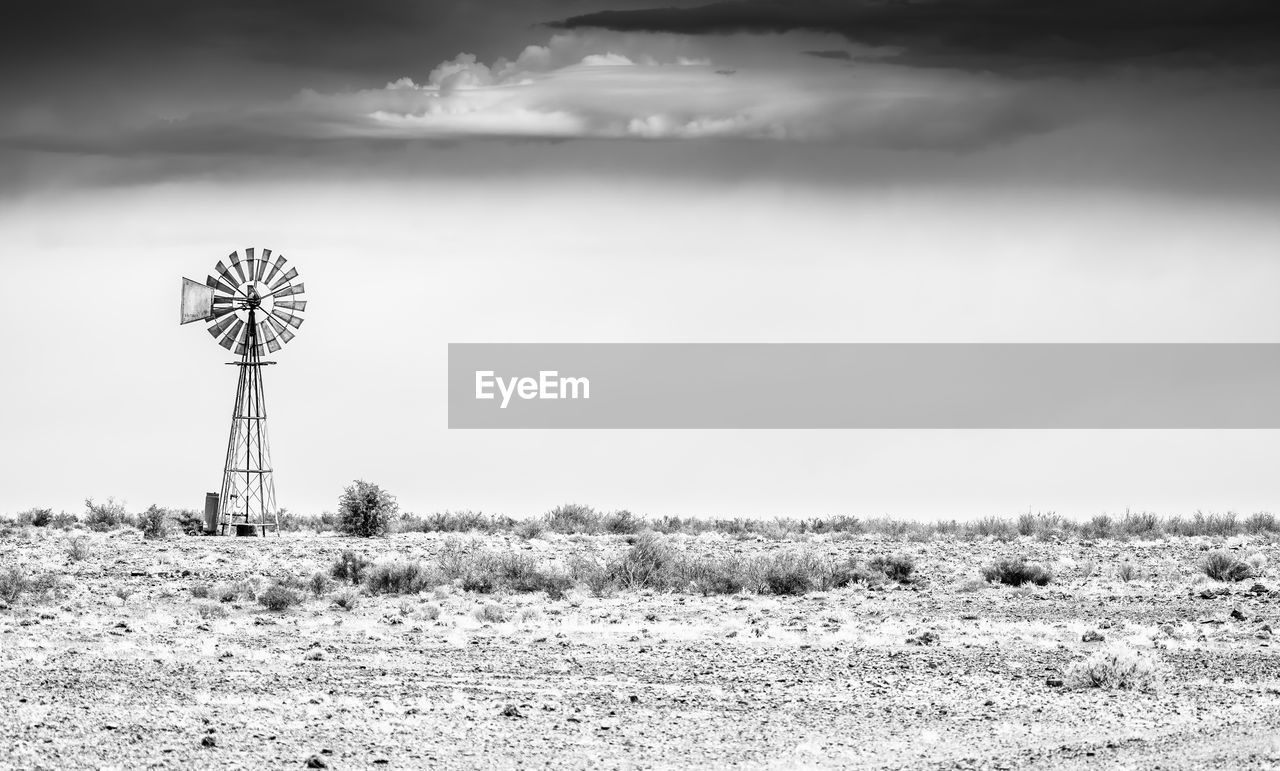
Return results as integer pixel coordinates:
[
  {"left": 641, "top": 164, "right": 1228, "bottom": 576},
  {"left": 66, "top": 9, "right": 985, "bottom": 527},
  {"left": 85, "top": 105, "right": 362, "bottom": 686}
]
[{"left": 180, "top": 248, "right": 307, "bottom": 536}]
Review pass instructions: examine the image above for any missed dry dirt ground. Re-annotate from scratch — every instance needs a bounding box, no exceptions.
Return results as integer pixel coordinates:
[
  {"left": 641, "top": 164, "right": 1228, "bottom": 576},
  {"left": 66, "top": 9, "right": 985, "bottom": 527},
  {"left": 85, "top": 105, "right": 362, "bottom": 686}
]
[{"left": 3, "top": 529, "right": 1280, "bottom": 770}]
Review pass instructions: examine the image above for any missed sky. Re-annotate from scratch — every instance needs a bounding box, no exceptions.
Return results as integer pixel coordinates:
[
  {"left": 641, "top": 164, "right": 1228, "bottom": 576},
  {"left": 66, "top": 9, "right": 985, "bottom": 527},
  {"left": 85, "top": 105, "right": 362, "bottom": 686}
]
[{"left": 2, "top": 0, "right": 1280, "bottom": 521}]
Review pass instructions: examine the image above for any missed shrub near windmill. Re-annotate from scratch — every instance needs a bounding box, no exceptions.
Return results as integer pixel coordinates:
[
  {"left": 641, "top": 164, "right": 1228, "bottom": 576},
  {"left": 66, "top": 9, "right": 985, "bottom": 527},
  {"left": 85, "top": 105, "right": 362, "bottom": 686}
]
[{"left": 180, "top": 248, "right": 307, "bottom": 535}]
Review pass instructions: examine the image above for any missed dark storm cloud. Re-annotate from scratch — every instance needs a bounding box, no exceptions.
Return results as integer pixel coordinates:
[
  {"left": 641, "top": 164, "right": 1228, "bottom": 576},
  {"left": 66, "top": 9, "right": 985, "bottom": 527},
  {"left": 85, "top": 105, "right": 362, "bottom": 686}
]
[
  {"left": 1, "top": 0, "right": 534, "bottom": 86},
  {"left": 551, "top": 0, "right": 1280, "bottom": 71}
]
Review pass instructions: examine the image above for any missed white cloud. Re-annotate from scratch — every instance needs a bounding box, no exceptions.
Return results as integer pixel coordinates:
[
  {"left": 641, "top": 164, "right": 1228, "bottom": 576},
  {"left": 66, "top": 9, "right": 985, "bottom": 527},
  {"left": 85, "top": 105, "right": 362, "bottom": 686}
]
[
  {"left": 269, "top": 32, "right": 1052, "bottom": 148},
  {"left": 580, "top": 52, "right": 635, "bottom": 67}
]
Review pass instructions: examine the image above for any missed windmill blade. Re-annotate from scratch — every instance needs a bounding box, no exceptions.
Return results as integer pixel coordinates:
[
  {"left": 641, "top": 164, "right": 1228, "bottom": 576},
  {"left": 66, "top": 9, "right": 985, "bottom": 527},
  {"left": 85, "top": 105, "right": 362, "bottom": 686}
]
[
  {"left": 243, "top": 248, "right": 257, "bottom": 286},
  {"left": 273, "top": 283, "right": 306, "bottom": 299},
  {"left": 216, "top": 265, "right": 245, "bottom": 297},
  {"left": 274, "top": 299, "right": 307, "bottom": 312},
  {"left": 261, "top": 308, "right": 298, "bottom": 346},
  {"left": 256, "top": 319, "right": 278, "bottom": 346},
  {"left": 213, "top": 263, "right": 245, "bottom": 296},
  {"left": 228, "top": 251, "right": 248, "bottom": 285},
  {"left": 207, "top": 314, "right": 239, "bottom": 339},
  {"left": 271, "top": 309, "right": 304, "bottom": 329},
  {"left": 269, "top": 267, "right": 299, "bottom": 291},
  {"left": 266, "top": 338, "right": 282, "bottom": 353},
  {"left": 255, "top": 249, "right": 272, "bottom": 281},
  {"left": 263, "top": 254, "right": 286, "bottom": 286},
  {"left": 217, "top": 319, "right": 245, "bottom": 350},
  {"left": 206, "top": 274, "right": 238, "bottom": 297}
]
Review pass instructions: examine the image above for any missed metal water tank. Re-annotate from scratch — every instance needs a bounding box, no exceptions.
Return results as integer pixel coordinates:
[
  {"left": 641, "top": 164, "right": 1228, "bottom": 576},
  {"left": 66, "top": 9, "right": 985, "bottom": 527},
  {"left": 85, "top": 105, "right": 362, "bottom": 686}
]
[{"left": 203, "top": 493, "right": 219, "bottom": 535}]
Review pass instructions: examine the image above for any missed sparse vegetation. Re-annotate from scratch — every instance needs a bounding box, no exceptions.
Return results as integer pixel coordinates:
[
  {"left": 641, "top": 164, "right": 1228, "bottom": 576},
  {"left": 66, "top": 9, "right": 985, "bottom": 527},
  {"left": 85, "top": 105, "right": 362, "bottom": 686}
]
[
  {"left": 0, "top": 567, "right": 67, "bottom": 605},
  {"left": 84, "top": 497, "right": 129, "bottom": 531},
  {"left": 1200, "top": 551, "right": 1254, "bottom": 582},
  {"left": 217, "top": 579, "right": 258, "bottom": 603},
  {"left": 981, "top": 558, "right": 1053, "bottom": 587},
  {"left": 258, "top": 583, "right": 303, "bottom": 611},
  {"left": 544, "top": 503, "right": 602, "bottom": 534},
  {"left": 230, "top": 507, "right": 1280, "bottom": 542},
  {"left": 609, "top": 532, "right": 677, "bottom": 589},
  {"left": 602, "top": 510, "right": 645, "bottom": 534},
  {"left": 65, "top": 536, "right": 90, "bottom": 562},
  {"left": 1116, "top": 561, "right": 1138, "bottom": 582},
  {"left": 686, "top": 556, "right": 750, "bottom": 596},
  {"left": 20, "top": 508, "right": 53, "bottom": 527},
  {"left": 140, "top": 504, "right": 170, "bottom": 540},
  {"left": 1065, "top": 646, "right": 1166, "bottom": 692},
  {"left": 196, "top": 601, "right": 228, "bottom": 620},
  {"left": 174, "top": 508, "right": 205, "bottom": 535},
  {"left": 331, "top": 550, "right": 373, "bottom": 585},
  {"left": 868, "top": 553, "right": 916, "bottom": 583},
  {"left": 364, "top": 560, "right": 437, "bottom": 595},
  {"left": 757, "top": 552, "right": 825, "bottom": 596},
  {"left": 309, "top": 571, "right": 331, "bottom": 596},
  {"left": 0, "top": 566, "right": 27, "bottom": 604},
  {"left": 337, "top": 480, "right": 399, "bottom": 538},
  {"left": 514, "top": 518, "right": 544, "bottom": 540},
  {"left": 473, "top": 602, "right": 508, "bottom": 623},
  {"left": 333, "top": 588, "right": 360, "bottom": 611}
]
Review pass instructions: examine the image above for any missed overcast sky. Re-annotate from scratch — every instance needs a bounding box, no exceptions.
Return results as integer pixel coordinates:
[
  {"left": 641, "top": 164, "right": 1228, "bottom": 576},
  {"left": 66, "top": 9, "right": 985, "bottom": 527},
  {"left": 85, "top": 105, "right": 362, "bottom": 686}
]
[{"left": 3, "top": 1, "right": 1280, "bottom": 520}]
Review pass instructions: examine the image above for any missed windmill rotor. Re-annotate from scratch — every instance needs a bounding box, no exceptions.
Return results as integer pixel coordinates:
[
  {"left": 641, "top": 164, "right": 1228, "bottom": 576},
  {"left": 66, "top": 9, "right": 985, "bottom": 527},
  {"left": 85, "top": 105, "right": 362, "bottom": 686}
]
[{"left": 181, "top": 248, "right": 307, "bottom": 357}]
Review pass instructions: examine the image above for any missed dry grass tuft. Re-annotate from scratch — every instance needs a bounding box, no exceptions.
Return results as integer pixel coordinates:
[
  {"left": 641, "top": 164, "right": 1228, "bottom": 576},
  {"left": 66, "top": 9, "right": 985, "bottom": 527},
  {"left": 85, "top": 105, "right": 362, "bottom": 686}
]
[
  {"left": 1200, "top": 551, "right": 1254, "bottom": 582},
  {"left": 1065, "top": 646, "right": 1166, "bottom": 692},
  {"left": 982, "top": 558, "right": 1053, "bottom": 587}
]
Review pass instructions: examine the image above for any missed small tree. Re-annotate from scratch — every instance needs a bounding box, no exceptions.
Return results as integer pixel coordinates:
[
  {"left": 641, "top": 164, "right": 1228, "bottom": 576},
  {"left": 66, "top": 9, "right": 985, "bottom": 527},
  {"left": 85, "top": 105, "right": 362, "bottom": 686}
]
[
  {"left": 338, "top": 480, "right": 398, "bottom": 538},
  {"left": 140, "top": 505, "right": 170, "bottom": 540}
]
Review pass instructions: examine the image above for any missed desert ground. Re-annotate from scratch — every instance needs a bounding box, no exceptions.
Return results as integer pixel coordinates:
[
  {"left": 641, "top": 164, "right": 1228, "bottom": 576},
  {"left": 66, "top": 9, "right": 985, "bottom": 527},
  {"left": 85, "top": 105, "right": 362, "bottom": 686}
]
[{"left": 3, "top": 524, "right": 1280, "bottom": 770}]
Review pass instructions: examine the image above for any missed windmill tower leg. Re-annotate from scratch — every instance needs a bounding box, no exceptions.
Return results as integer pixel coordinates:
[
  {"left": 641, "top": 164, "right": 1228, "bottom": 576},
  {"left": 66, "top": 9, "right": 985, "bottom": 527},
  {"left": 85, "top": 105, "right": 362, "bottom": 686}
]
[{"left": 217, "top": 309, "right": 280, "bottom": 536}]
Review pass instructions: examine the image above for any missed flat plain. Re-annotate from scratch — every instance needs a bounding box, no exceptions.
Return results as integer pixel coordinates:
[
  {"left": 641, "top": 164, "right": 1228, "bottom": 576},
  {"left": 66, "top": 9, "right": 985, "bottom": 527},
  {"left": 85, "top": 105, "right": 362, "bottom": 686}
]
[{"left": 3, "top": 527, "right": 1280, "bottom": 770}]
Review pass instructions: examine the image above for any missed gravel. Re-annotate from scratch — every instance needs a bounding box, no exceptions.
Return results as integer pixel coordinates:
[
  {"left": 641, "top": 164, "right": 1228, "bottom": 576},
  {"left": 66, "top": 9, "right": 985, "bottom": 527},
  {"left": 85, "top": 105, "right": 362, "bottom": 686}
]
[{"left": 1, "top": 528, "right": 1279, "bottom": 769}]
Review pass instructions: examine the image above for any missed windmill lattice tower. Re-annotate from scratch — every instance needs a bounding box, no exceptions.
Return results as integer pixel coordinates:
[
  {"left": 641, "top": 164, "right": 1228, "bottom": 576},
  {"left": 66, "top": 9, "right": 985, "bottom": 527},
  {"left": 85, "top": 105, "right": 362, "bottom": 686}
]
[{"left": 180, "top": 248, "right": 306, "bottom": 535}]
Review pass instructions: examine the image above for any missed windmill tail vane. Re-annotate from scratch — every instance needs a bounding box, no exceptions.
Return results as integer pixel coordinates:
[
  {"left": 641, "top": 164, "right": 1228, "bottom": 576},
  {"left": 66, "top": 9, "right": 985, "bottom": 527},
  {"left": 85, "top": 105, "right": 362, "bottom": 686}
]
[{"left": 180, "top": 248, "right": 306, "bottom": 536}]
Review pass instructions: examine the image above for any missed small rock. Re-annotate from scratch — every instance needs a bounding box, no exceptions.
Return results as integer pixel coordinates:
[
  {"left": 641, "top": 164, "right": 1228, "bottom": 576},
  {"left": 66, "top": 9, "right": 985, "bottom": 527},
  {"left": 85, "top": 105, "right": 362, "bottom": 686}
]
[
  {"left": 500, "top": 704, "right": 524, "bottom": 718},
  {"left": 201, "top": 736, "right": 217, "bottom": 748},
  {"left": 304, "top": 755, "right": 328, "bottom": 768},
  {"left": 1046, "top": 677, "right": 1064, "bottom": 687},
  {"left": 1251, "top": 583, "right": 1268, "bottom": 595},
  {"left": 304, "top": 650, "right": 323, "bottom": 661},
  {"left": 1230, "top": 607, "right": 1247, "bottom": 621},
  {"left": 1199, "top": 588, "right": 1217, "bottom": 600},
  {"left": 1081, "top": 630, "right": 1105, "bottom": 643}
]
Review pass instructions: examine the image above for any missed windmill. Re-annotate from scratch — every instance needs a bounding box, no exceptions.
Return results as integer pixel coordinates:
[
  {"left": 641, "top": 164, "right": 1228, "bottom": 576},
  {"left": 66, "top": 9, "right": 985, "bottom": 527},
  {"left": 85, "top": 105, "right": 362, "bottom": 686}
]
[{"left": 180, "top": 248, "right": 306, "bottom": 535}]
